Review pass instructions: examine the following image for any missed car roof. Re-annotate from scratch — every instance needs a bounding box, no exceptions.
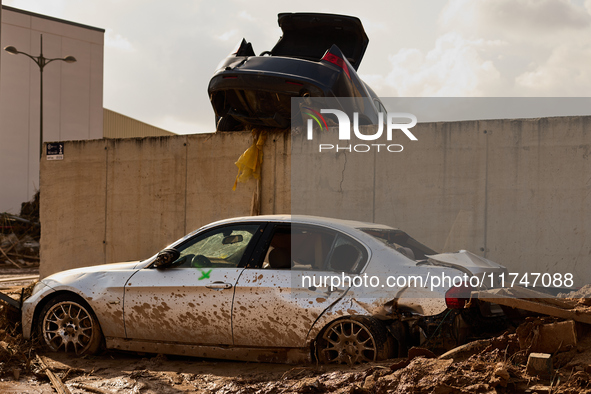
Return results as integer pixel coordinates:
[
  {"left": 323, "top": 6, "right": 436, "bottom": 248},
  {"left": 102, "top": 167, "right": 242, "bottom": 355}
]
[{"left": 205, "top": 214, "right": 395, "bottom": 232}]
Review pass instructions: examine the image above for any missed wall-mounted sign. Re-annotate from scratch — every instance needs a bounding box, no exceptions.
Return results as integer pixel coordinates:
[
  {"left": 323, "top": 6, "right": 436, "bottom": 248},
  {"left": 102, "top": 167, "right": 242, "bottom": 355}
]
[{"left": 46, "top": 142, "right": 64, "bottom": 160}]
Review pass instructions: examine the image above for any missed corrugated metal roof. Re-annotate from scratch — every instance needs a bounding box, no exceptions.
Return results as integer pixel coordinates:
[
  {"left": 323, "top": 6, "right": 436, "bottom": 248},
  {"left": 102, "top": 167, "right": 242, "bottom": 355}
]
[{"left": 103, "top": 109, "right": 176, "bottom": 139}]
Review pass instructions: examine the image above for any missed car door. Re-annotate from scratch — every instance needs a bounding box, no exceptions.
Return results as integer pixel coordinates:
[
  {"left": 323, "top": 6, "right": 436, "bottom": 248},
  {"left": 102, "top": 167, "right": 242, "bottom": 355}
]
[
  {"left": 232, "top": 223, "right": 367, "bottom": 348},
  {"left": 123, "top": 223, "right": 263, "bottom": 345}
]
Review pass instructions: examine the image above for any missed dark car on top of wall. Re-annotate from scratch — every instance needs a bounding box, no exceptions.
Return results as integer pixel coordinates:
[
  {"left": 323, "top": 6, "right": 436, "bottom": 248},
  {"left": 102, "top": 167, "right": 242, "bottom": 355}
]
[{"left": 208, "top": 12, "right": 388, "bottom": 131}]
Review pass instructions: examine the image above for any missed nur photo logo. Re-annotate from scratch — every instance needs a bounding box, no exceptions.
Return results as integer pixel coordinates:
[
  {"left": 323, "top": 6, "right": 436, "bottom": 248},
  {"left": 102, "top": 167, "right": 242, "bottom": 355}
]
[{"left": 303, "top": 108, "right": 418, "bottom": 153}]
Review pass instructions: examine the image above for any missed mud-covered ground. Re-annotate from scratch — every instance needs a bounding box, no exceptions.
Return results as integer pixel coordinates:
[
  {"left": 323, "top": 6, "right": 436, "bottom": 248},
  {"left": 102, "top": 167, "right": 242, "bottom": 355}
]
[
  {"left": 2, "top": 320, "right": 591, "bottom": 394},
  {"left": 3, "top": 279, "right": 591, "bottom": 393},
  {"left": 0, "top": 351, "right": 395, "bottom": 394},
  {"left": 1, "top": 336, "right": 591, "bottom": 394}
]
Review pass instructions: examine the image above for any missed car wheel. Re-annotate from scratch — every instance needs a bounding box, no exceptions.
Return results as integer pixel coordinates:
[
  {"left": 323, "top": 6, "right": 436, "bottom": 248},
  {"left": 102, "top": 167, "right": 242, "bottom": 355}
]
[
  {"left": 37, "top": 294, "right": 104, "bottom": 356},
  {"left": 216, "top": 115, "right": 242, "bottom": 131},
  {"left": 316, "top": 316, "right": 389, "bottom": 364}
]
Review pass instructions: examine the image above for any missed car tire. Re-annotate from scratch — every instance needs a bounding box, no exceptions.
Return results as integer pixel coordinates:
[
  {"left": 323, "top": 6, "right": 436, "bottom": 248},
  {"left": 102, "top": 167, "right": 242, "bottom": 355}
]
[
  {"left": 316, "top": 316, "right": 390, "bottom": 364},
  {"left": 37, "top": 294, "right": 104, "bottom": 356},
  {"left": 216, "top": 115, "right": 242, "bottom": 132}
]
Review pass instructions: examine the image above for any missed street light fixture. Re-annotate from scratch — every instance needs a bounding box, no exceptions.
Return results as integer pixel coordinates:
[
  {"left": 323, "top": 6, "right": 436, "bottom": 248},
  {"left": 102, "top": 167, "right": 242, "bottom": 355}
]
[{"left": 4, "top": 34, "right": 77, "bottom": 159}]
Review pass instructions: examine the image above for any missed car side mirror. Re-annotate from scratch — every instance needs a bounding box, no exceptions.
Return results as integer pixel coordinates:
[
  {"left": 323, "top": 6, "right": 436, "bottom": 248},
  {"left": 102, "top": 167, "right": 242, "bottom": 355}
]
[
  {"left": 222, "top": 234, "right": 243, "bottom": 245},
  {"left": 153, "top": 248, "right": 180, "bottom": 269}
]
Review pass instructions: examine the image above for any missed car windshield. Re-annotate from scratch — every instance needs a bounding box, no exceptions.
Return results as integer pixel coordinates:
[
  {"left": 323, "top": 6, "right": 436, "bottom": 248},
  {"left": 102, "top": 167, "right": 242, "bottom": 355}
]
[
  {"left": 172, "top": 225, "right": 260, "bottom": 268},
  {"left": 360, "top": 228, "right": 438, "bottom": 261}
]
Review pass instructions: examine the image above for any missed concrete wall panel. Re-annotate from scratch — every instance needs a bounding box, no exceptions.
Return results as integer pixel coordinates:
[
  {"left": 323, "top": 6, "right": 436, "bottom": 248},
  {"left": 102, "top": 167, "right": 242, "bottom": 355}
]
[
  {"left": 185, "top": 132, "right": 256, "bottom": 233},
  {"left": 2, "top": 7, "right": 29, "bottom": 28},
  {"left": 261, "top": 130, "right": 291, "bottom": 215},
  {"left": 0, "top": 25, "right": 32, "bottom": 212},
  {"left": 374, "top": 121, "right": 487, "bottom": 255},
  {"left": 291, "top": 127, "right": 376, "bottom": 222},
  {"left": 484, "top": 117, "right": 591, "bottom": 284},
  {"left": 105, "top": 137, "right": 188, "bottom": 264},
  {"left": 39, "top": 139, "right": 107, "bottom": 278},
  {"left": 89, "top": 44, "right": 104, "bottom": 140}
]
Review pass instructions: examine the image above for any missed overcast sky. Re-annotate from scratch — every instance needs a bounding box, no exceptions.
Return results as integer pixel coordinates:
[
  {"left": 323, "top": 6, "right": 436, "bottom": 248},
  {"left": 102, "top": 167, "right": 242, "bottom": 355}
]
[{"left": 4, "top": 0, "right": 591, "bottom": 134}]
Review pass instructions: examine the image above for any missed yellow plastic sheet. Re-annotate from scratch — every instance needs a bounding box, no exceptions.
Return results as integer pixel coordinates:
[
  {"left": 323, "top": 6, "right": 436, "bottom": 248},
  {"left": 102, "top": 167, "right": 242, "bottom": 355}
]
[{"left": 233, "top": 130, "right": 267, "bottom": 191}]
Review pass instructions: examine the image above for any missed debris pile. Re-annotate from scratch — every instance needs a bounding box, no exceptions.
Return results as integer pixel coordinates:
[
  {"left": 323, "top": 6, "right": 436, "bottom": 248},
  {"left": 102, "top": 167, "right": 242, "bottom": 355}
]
[
  {"left": 0, "top": 192, "right": 40, "bottom": 268},
  {"left": 0, "top": 282, "right": 37, "bottom": 380},
  {"left": 559, "top": 284, "right": 591, "bottom": 300},
  {"left": 173, "top": 318, "right": 589, "bottom": 393},
  {"left": 0, "top": 313, "right": 591, "bottom": 392}
]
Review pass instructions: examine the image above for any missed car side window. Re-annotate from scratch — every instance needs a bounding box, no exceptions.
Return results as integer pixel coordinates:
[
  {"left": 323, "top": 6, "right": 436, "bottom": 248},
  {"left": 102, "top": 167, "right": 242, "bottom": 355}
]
[
  {"left": 257, "top": 224, "right": 337, "bottom": 270},
  {"left": 327, "top": 234, "right": 368, "bottom": 274},
  {"left": 172, "top": 224, "right": 260, "bottom": 269},
  {"left": 291, "top": 225, "right": 336, "bottom": 270},
  {"left": 261, "top": 225, "right": 292, "bottom": 269}
]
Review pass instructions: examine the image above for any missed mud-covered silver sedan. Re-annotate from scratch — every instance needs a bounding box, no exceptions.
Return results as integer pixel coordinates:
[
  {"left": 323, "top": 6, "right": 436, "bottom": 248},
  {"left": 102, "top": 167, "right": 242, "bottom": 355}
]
[{"left": 23, "top": 215, "right": 507, "bottom": 363}]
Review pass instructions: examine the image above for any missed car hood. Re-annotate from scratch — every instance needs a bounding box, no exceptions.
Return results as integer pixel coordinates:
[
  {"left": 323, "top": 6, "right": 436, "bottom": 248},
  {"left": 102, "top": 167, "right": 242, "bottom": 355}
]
[
  {"left": 424, "top": 250, "right": 507, "bottom": 275},
  {"left": 43, "top": 260, "right": 143, "bottom": 282},
  {"left": 271, "top": 13, "right": 369, "bottom": 70}
]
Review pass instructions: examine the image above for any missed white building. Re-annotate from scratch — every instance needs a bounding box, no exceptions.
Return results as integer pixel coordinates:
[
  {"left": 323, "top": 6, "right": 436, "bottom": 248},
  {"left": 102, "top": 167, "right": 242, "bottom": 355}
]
[{"left": 0, "top": 5, "right": 104, "bottom": 213}]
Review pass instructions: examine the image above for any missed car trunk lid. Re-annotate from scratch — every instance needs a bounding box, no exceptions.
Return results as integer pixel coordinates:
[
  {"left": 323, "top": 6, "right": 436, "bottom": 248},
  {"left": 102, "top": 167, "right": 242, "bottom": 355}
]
[
  {"left": 423, "top": 250, "right": 507, "bottom": 277},
  {"left": 271, "top": 13, "right": 369, "bottom": 70}
]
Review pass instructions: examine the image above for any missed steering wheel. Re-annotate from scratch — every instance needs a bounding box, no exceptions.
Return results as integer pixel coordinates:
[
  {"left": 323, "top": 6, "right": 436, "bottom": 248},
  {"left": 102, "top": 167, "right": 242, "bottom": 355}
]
[
  {"left": 171, "top": 253, "right": 194, "bottom": 268},
  {"left": 191, "top": 255, "right": 212, "bottom": 268},
  {"left": 259, "top": 51, "right": 272, "bottom": 56}
]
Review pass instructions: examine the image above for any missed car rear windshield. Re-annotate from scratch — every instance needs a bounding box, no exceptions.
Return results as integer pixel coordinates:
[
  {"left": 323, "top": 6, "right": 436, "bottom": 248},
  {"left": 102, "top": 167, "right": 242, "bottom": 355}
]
[{"left": 360, "top": 228, "right": 438, "bottom": 261}]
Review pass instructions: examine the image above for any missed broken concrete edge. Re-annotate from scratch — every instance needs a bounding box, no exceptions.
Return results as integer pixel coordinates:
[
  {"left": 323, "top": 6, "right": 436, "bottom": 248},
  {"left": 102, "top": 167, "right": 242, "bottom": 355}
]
[
  {"left": 534, "top": 320, "right": 577, "bottom": 354},
  {"left": 526, "top": 352, "right": 553, "bottom": 378}
]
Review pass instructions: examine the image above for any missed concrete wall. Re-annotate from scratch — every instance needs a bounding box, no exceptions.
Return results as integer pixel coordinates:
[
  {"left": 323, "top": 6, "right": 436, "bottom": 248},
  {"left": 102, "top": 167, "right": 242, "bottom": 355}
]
[
  {"left": 39, "top": 131, "right": 290, "bottom": 277},
  {"left": 291, "top": 116, "right": 591, "bottom": 285},
  {"left": 0, "top": 6, "right": 104, "bottom": 213},
  {"left": 41, "top": 117, "right": 591, "bottom": 285}
]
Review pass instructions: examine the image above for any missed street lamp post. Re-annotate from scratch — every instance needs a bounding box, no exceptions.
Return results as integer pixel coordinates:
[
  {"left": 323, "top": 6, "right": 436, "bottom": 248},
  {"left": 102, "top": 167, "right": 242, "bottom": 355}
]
[{"left": 4, "top": 34, "right": 77, "bottom": 159}]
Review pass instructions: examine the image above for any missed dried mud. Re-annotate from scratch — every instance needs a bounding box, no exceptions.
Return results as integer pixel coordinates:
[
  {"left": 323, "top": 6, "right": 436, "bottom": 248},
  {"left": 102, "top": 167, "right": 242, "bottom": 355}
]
[{"left": 2, "top": 315, "right": 591, "bottom": 393}]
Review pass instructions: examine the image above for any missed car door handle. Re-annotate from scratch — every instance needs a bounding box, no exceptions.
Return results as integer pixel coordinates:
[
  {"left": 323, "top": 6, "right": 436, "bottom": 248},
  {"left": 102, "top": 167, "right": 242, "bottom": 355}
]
[{"left": 205, "top": 282, "right": 232, "bottom": 290}]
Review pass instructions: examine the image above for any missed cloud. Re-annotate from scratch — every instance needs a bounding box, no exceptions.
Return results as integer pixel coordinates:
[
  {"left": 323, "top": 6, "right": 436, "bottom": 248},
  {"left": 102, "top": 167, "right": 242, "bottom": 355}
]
[
  {"left": 105, "top": 29, "right": 135, "bottom": 51},
  {"left": 217, "top": 29, "right": 238, "bottom": 41},
  {"left": 516, "top": 43, "right": 591, "bottom": 95},
  {"left": 384, "top": 33, "right": 503, "bottom": 96},
  {"left": 440, "top": 0, "right": 591, "bottom": 40},
  {"left": 376, "top": 0, "right": 591, "bottom": 97},
  {"left": 239, "top": 11, "right": 255, "bottom": 22}
]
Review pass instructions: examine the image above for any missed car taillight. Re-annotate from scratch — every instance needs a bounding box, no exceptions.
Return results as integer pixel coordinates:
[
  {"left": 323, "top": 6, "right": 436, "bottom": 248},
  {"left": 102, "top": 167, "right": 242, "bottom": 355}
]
[
  {"left": 321, "top": 52, "right": 351, "bottom": 79},
  {"left": 445, "top": 282, "right": 473, "bottom": 309}
]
